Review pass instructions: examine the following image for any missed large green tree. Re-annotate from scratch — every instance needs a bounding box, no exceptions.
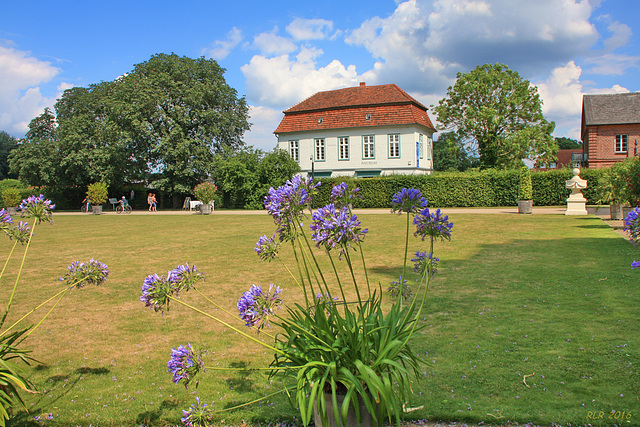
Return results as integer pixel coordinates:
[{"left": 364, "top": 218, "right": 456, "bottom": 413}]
[
  {"left": 10, "top": 54, "right": 250, "bottom": 193},
  {"left": 433, "top": 131, "right": 479, "bottom": 172},
  {"left": 0, "top": 131, "right": 18, "bottom": 180},
  {"left": 9, "top": 108, "right": 62, "bottom": 186},
  {"left": 434, "top": 63, "right": 557, "bottom": 169}
]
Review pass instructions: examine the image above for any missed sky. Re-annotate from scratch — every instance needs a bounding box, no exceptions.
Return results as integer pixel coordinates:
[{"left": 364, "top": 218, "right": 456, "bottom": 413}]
[{"left": 1, "top": 0, "right": 639, "bottom": 152}]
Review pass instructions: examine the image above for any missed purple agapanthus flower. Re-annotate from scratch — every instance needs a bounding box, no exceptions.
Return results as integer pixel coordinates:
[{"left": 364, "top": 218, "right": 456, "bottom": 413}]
[
  {"left": 264, "top": 176, "right": 320, "bottom": 241},
  {"left": 391, "top": 188, "right": 428, "bottom": 215},
  {"left": 624, "top": 207, "right": 640, "bottom": 247},
  {"left": 310, "top": 203, "right": 367, "bottom": 257},
  {"left": 412, "top": 251, "right": 439, "bottom": 276},
  {"left": 167, "top": 343, "right": 205, "bottom": 388},
  {"left": 7, "top": 221, "right": 31, "bottom": 244},
  {"left": 168, "top": 263, "right": 204, "bottom": 293},
  {"left": 632, "top": 261, "right": 640, "bottom": 269},
  {"left": 388, "top": 276, "right": 412, "bottom": 301},
  {"left": 181, "top": 397, "right": 213, "bottom": 427},
  {"left": 18, "top": 194, "right": 55, "bottom": 224},
  {"left": 140, "top": 273, "right": 172, "bottom": 312},
  {"left": 414, "top": 207, "right": 453, "bottom": 242},
  {"left": 330, "top": 182, "right": 361, "bottom": 209},
  {"left": 0, "top": 208, "right": 13, "bottom": 226},
  {"left": 59, "top": 258, "right": 109, "bottom": 288},
  {"left": 237, "top": 283, "right": 283, "bottom": 331},
  {"left": 254, "top": 234, "right": 280, "bottom": 261}
]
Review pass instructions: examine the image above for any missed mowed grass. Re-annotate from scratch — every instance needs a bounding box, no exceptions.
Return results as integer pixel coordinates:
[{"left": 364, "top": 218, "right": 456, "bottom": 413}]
[{"left": 1, "top": 211, "right": 638, "bottom": 426}]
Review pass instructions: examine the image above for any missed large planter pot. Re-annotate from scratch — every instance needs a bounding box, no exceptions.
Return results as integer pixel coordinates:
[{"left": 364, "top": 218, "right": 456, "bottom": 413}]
[
  {"left": 518, "top": 200, "right": 533, "bottom": 214},
  {"left": 6, "top": 207, "right": 17, "bottom": 216},
  {"left": 610, "top": 204, "right": 624, "bottom": 220},
  {"left": 92, "top": 205, "right": 103, "bottom": 215},
  {"left": 313, "top": 393, "right": 373, "bottom": 427},
  {"left": 200, "top": 203, "right": 212, "bottom": 215}
]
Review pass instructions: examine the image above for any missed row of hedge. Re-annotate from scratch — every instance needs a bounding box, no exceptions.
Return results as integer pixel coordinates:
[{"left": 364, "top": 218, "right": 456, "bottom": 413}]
[
  {"left": 0, "top": 168, "right": 608, "bottom": 211},
  {"left": 313, "top": 168, "right": 605, "bottom": 209}
]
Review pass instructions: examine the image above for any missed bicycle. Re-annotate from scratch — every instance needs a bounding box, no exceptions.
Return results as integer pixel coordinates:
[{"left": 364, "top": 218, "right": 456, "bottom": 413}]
[
  {"left": 116, "top": 204, "right": 132, "bottom": 214},
  {"left": 81, "top": 203, "right": 92, "bottom": 213}
]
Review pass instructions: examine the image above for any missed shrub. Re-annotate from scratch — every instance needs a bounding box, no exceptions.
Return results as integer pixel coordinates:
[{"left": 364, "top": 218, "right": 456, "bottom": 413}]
[
  {"left": 86, "top": 182, "right": 108, "bottom": 206},
  {"left": 193, "top": 182, "right": 217, "bottom": 204},
  {"left": 518, "top": 167, "right": 533, "bottom": 200},
  {"left": 1, "top": 188, "right": 21, "bottom": 208}
]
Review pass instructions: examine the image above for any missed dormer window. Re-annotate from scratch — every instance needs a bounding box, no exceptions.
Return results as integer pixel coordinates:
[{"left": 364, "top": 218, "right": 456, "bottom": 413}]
[
  {"left": 366, "top": 113, "right": 371, "bottom": 121},
  {"left": 318, "top": 117, "right": 323, "bottom": 124}
]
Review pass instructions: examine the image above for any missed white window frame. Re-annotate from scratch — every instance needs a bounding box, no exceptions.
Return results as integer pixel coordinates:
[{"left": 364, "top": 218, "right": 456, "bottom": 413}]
[
  {"left": 388, "top": 134, "right": 400, "bottom": 158},
  {"left": 363, "top": 135, "right": 375, "bottom": 159},
  {"left": 314, "top": 138, "right": 326, "bottom": 161},
  {"left": 615, "top": 134, "right": 628, "bottom": 153},
  {"left": 418, "top": 134, "right": 424, "bottom": 159},
  {"left": 338, "top": 136, "right": 349, "bottom": 160},
  {"left": 289, "top": 140, "right": 299, "bottom": 162}
]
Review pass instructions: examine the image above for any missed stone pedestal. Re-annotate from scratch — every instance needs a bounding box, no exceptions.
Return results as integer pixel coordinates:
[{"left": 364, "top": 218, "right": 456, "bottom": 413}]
[{"left": 565, "top": 168, "right": 588, "bottom": 216}]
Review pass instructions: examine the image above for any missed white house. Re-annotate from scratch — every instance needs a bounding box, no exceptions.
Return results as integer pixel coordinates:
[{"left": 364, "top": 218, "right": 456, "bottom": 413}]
[{"left": 274, "top": 83, "right": 437, "bottom": 178}]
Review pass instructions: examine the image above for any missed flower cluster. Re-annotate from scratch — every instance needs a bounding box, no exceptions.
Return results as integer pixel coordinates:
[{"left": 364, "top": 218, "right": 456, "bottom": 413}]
[
  {"left": 330, "top": 182, "right": 361, "bottom": 209},
  {"left": 388, "top": 276, "right": 411, "bottom": 301},
  {"left": 237, "top": 283, "right": 283, "bottom": 331},
  {"left": 140, "top": 264, "right": 205, "bottom": 312},
  {"left": 0, "top": 208, "right": 33, "bottom": 244},
  {"left": 624, "top": 207, "right": 640, "bottom": 246},
  {"left": 414, "top": 207, "right": 454, "bottom": 242},
  {"left": 181, "top": 397, "right": 213, "bottom": 427},
  {"left": 19, "top": 194, "right": 55, "bottom": 224},
  {"left": 310, "top": 203, "right": 368, "bottom": 256},
  {"left": 391, "top": 188, "right": 428, "bottom": 215},
  {"left": 412, "top": 251, "right": 439, "bottom": 277},
  {"left": 264, "top": 176, "right": 319, "bottom": 240},
  {"left": 59, "top": 259, "right": 109, "bottom": 288},
  {"left": 167, "top": 343, "right": 205, "bottom": 388},
  {"left": 254, "top": 234, "right": 280, "bottom": 261},
  {"left": 624, "top": 207, "right": 640, "bottom": 270}
]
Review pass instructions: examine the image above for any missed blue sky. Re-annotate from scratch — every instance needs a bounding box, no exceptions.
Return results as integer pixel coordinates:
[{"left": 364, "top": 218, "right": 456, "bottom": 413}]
[{"left": 1, "top": 0, "right": 639, "bottom": 151}]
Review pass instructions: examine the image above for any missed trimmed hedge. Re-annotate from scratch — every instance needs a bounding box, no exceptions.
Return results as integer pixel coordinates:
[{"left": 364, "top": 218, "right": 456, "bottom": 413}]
[{"left": 315, "top": 168, "right": 606, "bottom": 209}]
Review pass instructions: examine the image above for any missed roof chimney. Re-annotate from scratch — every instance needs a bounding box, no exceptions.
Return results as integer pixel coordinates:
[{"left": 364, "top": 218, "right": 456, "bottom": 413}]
[{"left": 359, "top": 82, "right": 366, "bottom": 87}]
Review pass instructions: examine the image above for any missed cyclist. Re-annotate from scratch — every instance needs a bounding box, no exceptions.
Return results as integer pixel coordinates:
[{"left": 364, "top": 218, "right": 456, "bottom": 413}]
[
  {"left": 81, "top": 197, "right": 91, "bottom": 213},
  {"left": 119, "top": 196, "right": 130, "bottom": 211}
]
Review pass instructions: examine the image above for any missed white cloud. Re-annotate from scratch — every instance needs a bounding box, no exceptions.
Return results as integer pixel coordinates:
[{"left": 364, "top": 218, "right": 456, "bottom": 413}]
[
  {"left": 536, "top": 61, "right": 630, "bottom": 139},
  {"left": 584, "top": 53, "right": 640, "bottom": 75},
  {"left": 241, "top": 46, "right": 359, "bottom": 108},
  {"left": 201, "top": 27, "right": 243, "bottom": 60},
  {"left": 0, "top": 45, "right": 61, "bottom": 136},
  {"left": 252, "top": 28, "right": 298, "bottom": 56},
  {"left": 243, "top": 105, "right": 283, "bottom": 151},
  {"left": 286, "top": 18, "right": 335, "bottom": 41}
]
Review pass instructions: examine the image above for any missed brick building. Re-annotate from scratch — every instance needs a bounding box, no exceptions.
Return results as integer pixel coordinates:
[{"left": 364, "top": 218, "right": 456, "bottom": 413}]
[{"left": 581, "top": 92, "right": 640, "bottom": 168}]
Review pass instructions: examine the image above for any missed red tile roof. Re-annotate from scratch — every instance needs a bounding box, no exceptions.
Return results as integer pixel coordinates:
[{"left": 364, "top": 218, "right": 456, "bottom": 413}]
[{"left": 275, "top": 83, "right": 436, "bottom": 134}]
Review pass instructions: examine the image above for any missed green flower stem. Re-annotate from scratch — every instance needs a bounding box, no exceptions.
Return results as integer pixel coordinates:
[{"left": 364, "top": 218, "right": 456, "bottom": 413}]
[
  {"left": 1, "top": 287, "right": 71, "bottom": 338},
  {"left": 194, "top": 288, "right": 237, "bottom": 319},
  {"left": 277, "top": 256, "right": 302, "bottom": 291},
  {"left": 23, "top": 291, "right": 67, "bottom": 340},
  {"left": 341, "top": 250, "right": 364, "bottom": 310},
  {"left": 400, "top": 211, "right": 411, "bottom": 308},
  {"left": 210, "top": 386, "right": 297, "bottom": 415},
  {"left": 326, "top": 253, "right": 348, "bottom": 303},
  {"left": 168, "top": 296, "right": 285, "bottom": 356},
  {"left": 2, "top": 224, "right": 36, "bottom": 328},
  {"left": 297, "top": 227, "right": 332, "bottom": 299},
  {"left": 356, "top": 240, "right": 372, "bottom": 296},
  {"left": 203, "top": 365, "right": 302, "bottom": 371},
  {"left": 0, "top": 240, "right": 18, "bottom": 283}
]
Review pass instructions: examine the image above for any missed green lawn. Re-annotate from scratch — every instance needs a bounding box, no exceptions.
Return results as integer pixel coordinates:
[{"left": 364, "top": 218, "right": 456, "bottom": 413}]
[{"left": 2, "top": 211, "right": 638, "bottom": 427}]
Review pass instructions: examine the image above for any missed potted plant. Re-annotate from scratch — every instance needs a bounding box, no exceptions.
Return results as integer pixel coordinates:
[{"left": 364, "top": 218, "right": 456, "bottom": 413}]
[
  {"left": 193, "top": 182, "right": 217, "bottom": 215},
  {"left": 517, "top": 166, "right": 533, "bottom": 214},
  {"left": 1, "top": 187, "right": 22, "bottom": 215},
  {"left": 86, "top": 182, "right": 108, "bottom": 215},
  {"left": 139, "top": 182, "right": 454, "bottom": 427},
  {"left": 597, "top": 160, "right": 632, "bottom": 220}
]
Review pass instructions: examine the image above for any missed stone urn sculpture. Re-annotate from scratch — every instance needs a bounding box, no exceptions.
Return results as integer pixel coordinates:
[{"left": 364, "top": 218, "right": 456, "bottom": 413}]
[{"left": 565, "top": 168, "right": 588, "bottom": 216}]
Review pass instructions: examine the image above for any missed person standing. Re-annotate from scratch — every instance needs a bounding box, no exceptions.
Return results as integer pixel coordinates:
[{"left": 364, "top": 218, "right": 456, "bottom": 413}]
[
  {"left": 151, "top": 193, "right": 157, "bottom": 211},
  {"left": 147, "top": 193, "right": 153, "bottom": 212}
]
